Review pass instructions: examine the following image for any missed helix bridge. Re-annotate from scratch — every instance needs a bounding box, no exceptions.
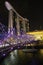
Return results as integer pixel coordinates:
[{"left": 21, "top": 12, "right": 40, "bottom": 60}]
[
  {"left": 0, "top": 23, "right": 37, "bottom": 58},
  {"left": 0, "top": 23, "right": 35, "bottom": 48}
]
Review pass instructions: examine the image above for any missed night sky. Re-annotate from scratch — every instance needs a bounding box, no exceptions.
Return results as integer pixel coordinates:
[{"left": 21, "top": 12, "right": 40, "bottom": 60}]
[{"left": 0, "top": 0, "right": 43, "bottom": 31}]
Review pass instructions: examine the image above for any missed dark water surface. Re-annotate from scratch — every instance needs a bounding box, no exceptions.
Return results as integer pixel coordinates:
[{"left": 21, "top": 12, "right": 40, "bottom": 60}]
[{"left": 0, "top": 49, "right": 43, "bottom": 65}]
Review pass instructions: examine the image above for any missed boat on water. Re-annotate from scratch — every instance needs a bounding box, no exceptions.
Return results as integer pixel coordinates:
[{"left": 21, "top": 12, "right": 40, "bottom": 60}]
[{"left": 22, "top": 49, "right": 38, "bottom": 53}]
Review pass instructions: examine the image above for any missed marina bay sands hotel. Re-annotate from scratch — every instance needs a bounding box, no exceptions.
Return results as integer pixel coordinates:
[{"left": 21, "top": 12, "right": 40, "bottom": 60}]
[
  {"left": 5, "top": 1, "right": 29, "bottom": 35},
  {"left": 5, "top": 1, "right": 43, "bottom": 41}
]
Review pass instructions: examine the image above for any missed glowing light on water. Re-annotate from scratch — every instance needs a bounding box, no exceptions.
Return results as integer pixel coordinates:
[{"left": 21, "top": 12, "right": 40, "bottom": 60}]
[
  {"left": 40, "top": 49, "right": 43, "bottom": 54},
  {"left": 10, "top": 52, "right": 16, "bottom": 61},
  {"left": 14, "top": 50, "right": 18, "bottom": 56}
]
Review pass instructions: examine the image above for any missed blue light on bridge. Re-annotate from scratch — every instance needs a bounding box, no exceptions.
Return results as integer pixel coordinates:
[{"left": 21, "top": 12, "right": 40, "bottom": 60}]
[{"left": 0, "top": 23, "right": 35, "bottom": 47}]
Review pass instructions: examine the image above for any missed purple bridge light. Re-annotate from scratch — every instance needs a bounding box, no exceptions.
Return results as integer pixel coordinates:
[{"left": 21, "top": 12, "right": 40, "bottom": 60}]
[{"left": 0, "top": 23, "right": 35, "bottom": 47}]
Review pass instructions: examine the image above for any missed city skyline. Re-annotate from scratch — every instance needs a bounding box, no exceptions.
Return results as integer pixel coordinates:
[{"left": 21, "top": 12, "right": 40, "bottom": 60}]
[{"left": 0, "top": 0, "right": 43, "bottom": 31}]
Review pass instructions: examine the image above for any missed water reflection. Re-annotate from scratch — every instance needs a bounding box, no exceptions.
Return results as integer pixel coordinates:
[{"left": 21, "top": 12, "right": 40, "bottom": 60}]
[
  {"left": 39, "top": 49, "right": 43, "bottom": 54},
  {"left": 1, "top": 49, "right": 43, "bottom": 65},
  {"left": 10, "top": 52, "right": 15, "bottom": 60}
]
